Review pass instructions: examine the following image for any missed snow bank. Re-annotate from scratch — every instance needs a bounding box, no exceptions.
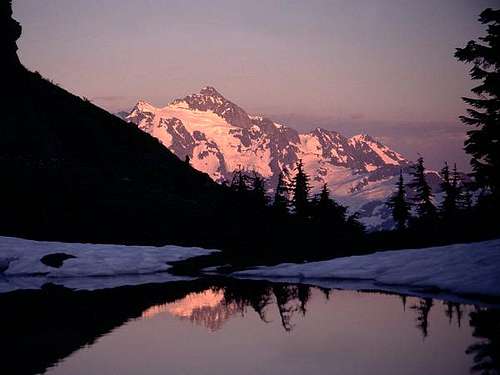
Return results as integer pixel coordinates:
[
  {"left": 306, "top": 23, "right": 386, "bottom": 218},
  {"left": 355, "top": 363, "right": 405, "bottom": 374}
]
[
  {"left": 0, "top": 236, "right": 217, "bottom": 293},
  {"left": 233, "top": 239, "right": 500, "bottom": 299}
]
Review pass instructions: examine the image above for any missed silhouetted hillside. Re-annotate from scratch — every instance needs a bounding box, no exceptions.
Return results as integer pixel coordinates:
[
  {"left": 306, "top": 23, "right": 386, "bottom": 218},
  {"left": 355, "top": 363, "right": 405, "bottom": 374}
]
[{"left": 0, "top": 0, "right": 244, "bottom": 246}]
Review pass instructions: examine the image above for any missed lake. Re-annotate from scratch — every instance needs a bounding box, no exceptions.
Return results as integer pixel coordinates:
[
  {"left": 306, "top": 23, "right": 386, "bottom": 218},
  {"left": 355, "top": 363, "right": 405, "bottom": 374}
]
[{"left": 1, "top": 278, "right": 497, "bottom": 375}]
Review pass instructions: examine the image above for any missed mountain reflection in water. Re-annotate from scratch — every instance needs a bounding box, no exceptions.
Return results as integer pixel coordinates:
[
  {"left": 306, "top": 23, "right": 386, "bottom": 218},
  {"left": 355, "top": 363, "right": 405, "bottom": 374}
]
[
  {"left": 141, "top": 289, "right": 241, "bottom": 331},
  {"left": 1, "top": 279, "right": 499, "bottom": 375}
]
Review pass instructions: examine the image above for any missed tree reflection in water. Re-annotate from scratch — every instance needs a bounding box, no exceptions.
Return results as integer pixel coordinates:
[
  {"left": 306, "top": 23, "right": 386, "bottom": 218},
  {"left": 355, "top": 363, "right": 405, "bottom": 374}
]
[
  {"left": 444, "top": 301, "right": 463, "bottom": 328},
  {"left": 1, "top": 278, "right": 499, "bottom": 375},
  {"left": 466, "top": 308, "right": 500, "bottom": 374},
  {"left": 411, "top": 298, "right": 434, "bottom": 338},
  {"left": 220, "top": 280, "right": 499, "bottom": 375},
  {"left": 221, "top": 281, "right": 312, "bottom": 332}
]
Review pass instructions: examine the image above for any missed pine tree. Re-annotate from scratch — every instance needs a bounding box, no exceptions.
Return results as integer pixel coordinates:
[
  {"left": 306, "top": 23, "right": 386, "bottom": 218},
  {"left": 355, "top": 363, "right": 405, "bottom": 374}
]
[
  {"left": 452, "top": 163, "right": 462, "bottom": 208},
  {"left": 316, "top": 183, "right": 331, "bottom": 219},
  {"left": 387, "top": 170, "right": 411, "bottom": 230},
  {"left": 273, "top": 172, "right": 289, "bottom": 216},
  {"left": 408, "top": 157, "right": 436, "bottom": 220},
  {"left": 441, "top": 162, "right": 450, "bottom": 187},
  {"left": 440, "top": 162, "right": 457, "bottom": 218},
  {"left": 291, "top": 160, "right": 310, "bottom": 219},
  {"left": 452, "top": 164, "right": 461, "bottom": 194},
  {"left": 455, "top": 8, "right": 500, "bottom": 196},
  {"left": 231, "top": 169, "right": 250, "bottom": 193},
  {"left": 345, "top": 212, "right": 365, "bottom": 234},
  {"left": 313, "top": 183, "right": 347, "bottom": 225},
  {"left": 462, "top": 189, "right": 474, "bottom": 211},
  {"left": 251, "top": 173, "right": 268, "bottom": 208}
]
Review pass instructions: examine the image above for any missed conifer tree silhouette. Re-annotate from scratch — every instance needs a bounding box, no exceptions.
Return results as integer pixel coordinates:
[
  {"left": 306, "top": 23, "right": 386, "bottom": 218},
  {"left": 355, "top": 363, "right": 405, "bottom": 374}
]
[
  {"left": 291, "top": 160, "right": 310, "bottom": 219},
  {"left": 408, "top": 157, "right": 436, "bottom": 221},
  {"left": 387, "top": 170, "right": 411, "bottom": 230},
  {"left": 456, "top": 8, "right": 500, "bottom": 197},
  {"left": 273, "top": 172, "right": 289, "bottom": 216}
]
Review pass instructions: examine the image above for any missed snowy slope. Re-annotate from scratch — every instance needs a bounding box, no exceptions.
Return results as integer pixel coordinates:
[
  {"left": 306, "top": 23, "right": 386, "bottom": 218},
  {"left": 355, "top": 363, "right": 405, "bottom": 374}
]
[
  {"left": 0, "top": 236, "right": 217, "bottom": 293},
  {"left": 123, "top": 87, "right": 426, "bottom": 229},
  {"left": 232, "top": 239, "right": 500, "bottom": 301}
]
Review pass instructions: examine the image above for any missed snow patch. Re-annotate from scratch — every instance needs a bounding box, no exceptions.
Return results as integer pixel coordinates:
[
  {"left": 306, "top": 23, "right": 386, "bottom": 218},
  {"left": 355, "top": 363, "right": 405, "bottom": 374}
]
[
  {"left": 0, "top": 236, "right": 217, "bottom": 293},
  {"left": 233, "top": 239, "right": 500, "bottom": 300}
]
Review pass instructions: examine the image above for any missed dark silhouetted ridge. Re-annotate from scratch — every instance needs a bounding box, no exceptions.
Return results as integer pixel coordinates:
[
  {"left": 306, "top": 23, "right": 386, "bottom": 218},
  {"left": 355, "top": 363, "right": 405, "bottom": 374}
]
[{"left": 0, "top": 1, "right": 245, "bottom": 246}]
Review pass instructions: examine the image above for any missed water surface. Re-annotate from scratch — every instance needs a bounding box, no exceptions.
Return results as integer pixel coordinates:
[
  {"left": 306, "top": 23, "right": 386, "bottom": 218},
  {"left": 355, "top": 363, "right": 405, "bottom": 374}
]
[{"left": 2, "top": 279, "right": 498, "bottom": 375}]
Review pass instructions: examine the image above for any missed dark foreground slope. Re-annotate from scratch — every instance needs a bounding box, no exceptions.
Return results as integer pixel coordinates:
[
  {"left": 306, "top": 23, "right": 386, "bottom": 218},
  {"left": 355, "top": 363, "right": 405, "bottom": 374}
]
[
  {"left": 0, "top": 1, "right": 241, "bottom": 246},
  {"left": 0, "top": 1, "right": 365, "bottom": 258}
]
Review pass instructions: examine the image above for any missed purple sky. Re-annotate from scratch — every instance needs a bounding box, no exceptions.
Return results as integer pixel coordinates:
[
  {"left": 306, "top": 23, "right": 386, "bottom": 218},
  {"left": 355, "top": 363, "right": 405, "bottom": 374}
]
[{"left": 13, "top": 0, "right": 497, "bottom": 170}]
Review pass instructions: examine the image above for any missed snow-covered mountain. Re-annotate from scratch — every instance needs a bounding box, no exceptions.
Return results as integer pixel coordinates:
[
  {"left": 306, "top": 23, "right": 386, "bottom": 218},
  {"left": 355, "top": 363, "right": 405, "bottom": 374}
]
[{"left": 121, "top": 86, "right": 428, "bottom": 230}]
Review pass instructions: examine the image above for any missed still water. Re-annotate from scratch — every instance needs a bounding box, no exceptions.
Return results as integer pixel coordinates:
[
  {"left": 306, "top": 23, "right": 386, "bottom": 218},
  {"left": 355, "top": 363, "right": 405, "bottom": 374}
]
[{"left": 2, "top": 279, "right": 498, "bottom": 375}]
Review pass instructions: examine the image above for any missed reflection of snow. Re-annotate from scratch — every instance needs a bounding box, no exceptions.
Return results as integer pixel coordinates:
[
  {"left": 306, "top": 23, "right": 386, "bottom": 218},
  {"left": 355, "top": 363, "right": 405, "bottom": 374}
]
[{"left": 142, "top": 289, "right": 241, "bottom": 332}]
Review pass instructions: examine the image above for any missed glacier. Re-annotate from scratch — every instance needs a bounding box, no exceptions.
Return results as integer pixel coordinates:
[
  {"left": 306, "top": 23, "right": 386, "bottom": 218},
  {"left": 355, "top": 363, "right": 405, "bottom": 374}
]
[{"left": 121, "top": 86, "right": 446, "bottom": 231}]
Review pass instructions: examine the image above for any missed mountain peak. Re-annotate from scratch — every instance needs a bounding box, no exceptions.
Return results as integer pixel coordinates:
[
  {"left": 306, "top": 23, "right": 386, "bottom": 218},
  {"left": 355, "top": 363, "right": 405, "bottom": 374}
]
[
  {"left": 125, "top": 88, "right": 411, "bottom": 229},
  {"left": 312, "top": 127, "right": 339, "bottom": 135},
  {"left": 131, "top": 100, "right": 156, "bottom": 114},
  {"left": 350, "top": 133, "right": 382, "bottom": 146},
  {"left": 199, "top": 86, "right": 223, "bottom": 97},
  {"left": 350, "top": 133, "right": 372, "bottom": 142},
  {"left": 170, "top": 86, "right": 253, "bottom": 129}
]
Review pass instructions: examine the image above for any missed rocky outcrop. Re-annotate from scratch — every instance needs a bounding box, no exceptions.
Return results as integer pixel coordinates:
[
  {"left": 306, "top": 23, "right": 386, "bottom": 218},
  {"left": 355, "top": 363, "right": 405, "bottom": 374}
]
[{"left": 1, "top": 0, "right": 22, "bottom": 71}]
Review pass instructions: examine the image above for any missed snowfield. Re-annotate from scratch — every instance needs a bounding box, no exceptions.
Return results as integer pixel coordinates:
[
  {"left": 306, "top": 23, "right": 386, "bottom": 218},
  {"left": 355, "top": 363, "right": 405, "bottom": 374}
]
[
  {"left": 3, "top": 234, "right": 499, "bottom": 305},
  {"left": 233, "top": 239, "right": 500, "bottom": 302},
  {"left": 0, "top": 236, "right": 217, "bottom": 293}
]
